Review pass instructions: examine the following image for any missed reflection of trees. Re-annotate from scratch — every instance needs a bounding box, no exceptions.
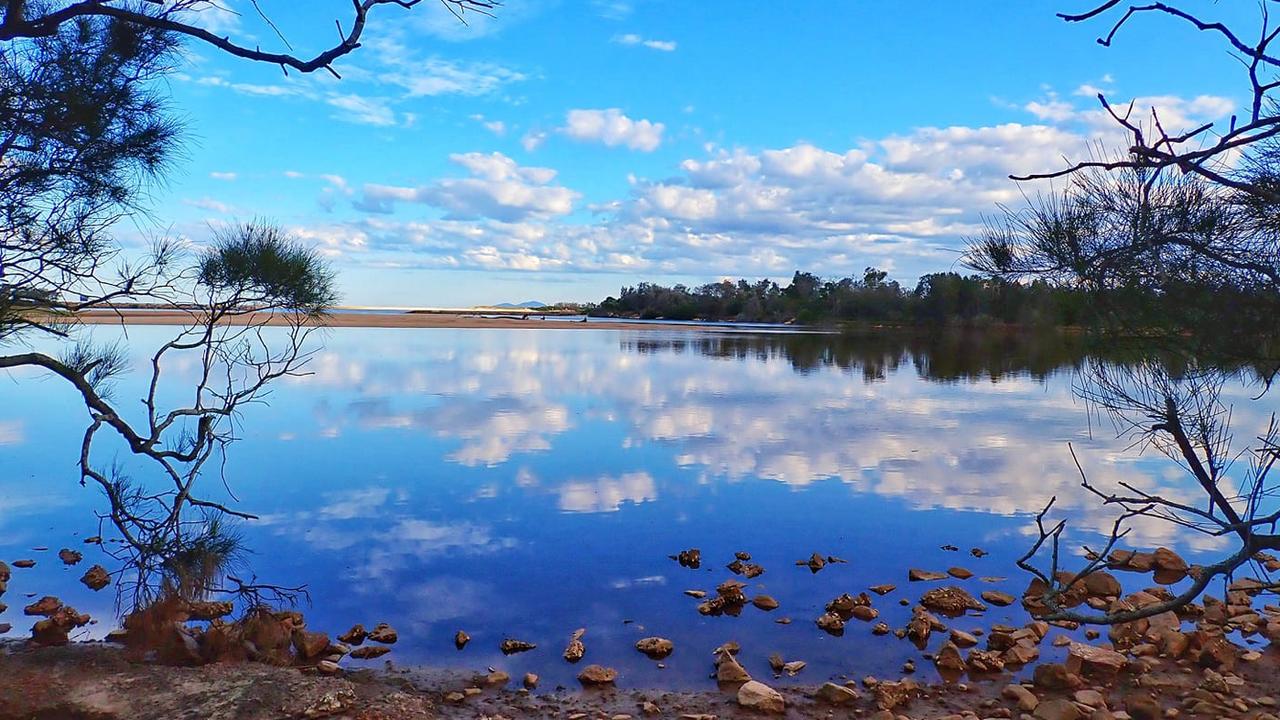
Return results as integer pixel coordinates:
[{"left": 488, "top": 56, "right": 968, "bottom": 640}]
[
  {"left": 622, "top": 330, "right": 1096, "bottom": 383},
  {"left": 1019, "top": 359, "right": 1278, "bottom": 624}
]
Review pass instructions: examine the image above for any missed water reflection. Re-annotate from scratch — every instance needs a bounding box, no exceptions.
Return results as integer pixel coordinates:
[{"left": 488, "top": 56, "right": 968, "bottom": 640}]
[{"left": 0, "top": 326, "right": 1267, "bottom": 688}]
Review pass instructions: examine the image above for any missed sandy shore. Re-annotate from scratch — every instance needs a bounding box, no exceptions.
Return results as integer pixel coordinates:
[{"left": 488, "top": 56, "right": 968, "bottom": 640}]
[{"left": 52, "top": 309, "right": 775, "bottom": 332}]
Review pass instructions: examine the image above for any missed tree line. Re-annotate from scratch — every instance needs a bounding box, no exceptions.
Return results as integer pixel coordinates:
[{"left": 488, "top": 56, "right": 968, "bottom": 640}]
[{"left": 588, "top": 268, "right": 1091, "bottom": 327}]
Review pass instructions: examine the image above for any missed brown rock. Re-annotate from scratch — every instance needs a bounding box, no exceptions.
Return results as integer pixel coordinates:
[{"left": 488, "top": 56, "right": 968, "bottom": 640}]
[
  {"left": 675, "top": 548, "right": 701, "bottom": 568},
  {"left": 453, "top": 630, "right": 470, "bottom": 649},
  {"left": 564, "top": 627, "right": 586, "bottom": 662},
  {"left": 934, "top": 641, "right": 967, "bottom": 680},
  {"left": 523, "top": 672, "right": 539, "bottom": 689},
  {"left": 80, "top": 565, "right": 110, "bottom": 591},
  {"left": 814, "top": 681, "right": 859, "bottom": 704},
  {"left": 1003, "top": 683, "right": 1039, "bottom": 711},
  {"left": 716, "top": 649, "right": 751, "bottom": 683},
  {"left": 12, "top": 560, "right": 34, "bottom": 569},
  {"left": 920, "top": 586, "right": 986, "bottom": 616},
  {"left": 57, "top": 549, "right": 82, "bottom": 566},
  {"left": 23, "top": 596, "right": 62, "bottom": 616},
  {"left": 500, "top": 637, "right": 535, "bottom": 654},
  {"left": 1033, "top": 698, "right": 1083, "bottom": 720},
  {"left": 982, "top": 590, "right": 1016, "bottom": 606},
  {"left": 1065, "top": 642, "right": 1126, "bottom": 679},
  {"left": 1124, "top": 695, "right": 1161, "bottom": 720},
  {"left": 349, "top": 645, "right": 390, "bottom": 660},
  {"left": 577, "top": 664, "right": 617, "bottom": 685},
  {"left": 948, "top": 566, "right": 974, "bottom": 579},
  {"left": 635, "top": 636, "right": 673, "bottom": 659},
  {"left": 337, "top": 624, "right": 366, "bottom": 645},
  {"left": 752, "top": 594, "right": 779, "bottom": 611},
  {"left": 872, "top": 679, "right": 918, "bottom": 711},
  {"left": 869, "top": 583, "right": 896, "bottom": 595},
  {"left": 368, "top": 623, "right": 397, "bottom": 644},
  {"left": 909, "top": 568, "right": 947, "bottom": 582},
  {"left": 1083, "top": 571, "right": 1121, "bottom": 598},
  {"left": 293, "top": 630, "right": 331, "bottom": 660},
  {"left": 737, "top": 680, "right": 785, "bottom": 714},
  {"left": 1033, "top": 662, "right": 1081, "bottom": 690}
]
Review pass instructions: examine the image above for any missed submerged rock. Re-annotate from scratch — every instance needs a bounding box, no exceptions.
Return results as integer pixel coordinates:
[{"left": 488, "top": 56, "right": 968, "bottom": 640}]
[
  {"left": 751, "top": 594, "right": 779, "bottom": 611},
  {"left": 500, "top": 637, "right": 535, "bottom": 654},
  {"left": 564, "top": 627, "right": 586, "bottom": 662},
  {"left": 57, "top": 549, "right": 82, "bottom": 566},
  {"left": 919, "top": 586, "right": 986, "bottom": 616},
  {"left": 577, "top": 664, "right": 617, "bottom": 685},
  {"left": 635, "top": 636, "right": 674, "bottom": 659}
]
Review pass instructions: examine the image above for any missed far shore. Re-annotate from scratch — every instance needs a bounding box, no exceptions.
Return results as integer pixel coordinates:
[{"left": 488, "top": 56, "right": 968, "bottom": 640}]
[{"left": 44, "top": 308, "right": 805, "bottom": 332}]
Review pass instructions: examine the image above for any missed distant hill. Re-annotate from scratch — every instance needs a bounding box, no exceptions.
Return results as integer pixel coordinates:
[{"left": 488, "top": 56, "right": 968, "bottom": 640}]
[{"left": 491, "top": 301, "right": 547, "bottom": 309}]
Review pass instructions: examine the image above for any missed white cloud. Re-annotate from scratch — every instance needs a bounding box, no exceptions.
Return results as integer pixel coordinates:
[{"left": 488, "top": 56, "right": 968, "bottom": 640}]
[
  {"left": 613, "top": 33, "right": 677, "bottom": 51},
  {"left": 183, "top": 197, "right": 237, "bottom": 214},
  {"left": 354, "top": 152, "right": 579, "bottom": 221},
  {"left": 0, "top": 420, "right": 23, "bottom": 446},
  {"left": 326, "top": 93, "right": 400, "bottom": 127},
  {"left": 561, "top": 108, "right": 665, "bottom": 151},
  {"left": 209, "top": 171, "right": 237, "bottom": 181},
  {"left": 521, "top": 130, "right": 548, "bottom": 152}
]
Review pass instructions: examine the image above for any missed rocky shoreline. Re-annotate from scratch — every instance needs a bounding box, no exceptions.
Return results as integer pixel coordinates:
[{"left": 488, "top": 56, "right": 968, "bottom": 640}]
[{"left": 1, "top": 545, "right": 1277, "bottom": 718}]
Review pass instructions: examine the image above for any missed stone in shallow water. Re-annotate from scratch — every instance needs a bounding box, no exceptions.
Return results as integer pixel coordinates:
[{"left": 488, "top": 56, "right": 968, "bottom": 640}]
[
  {"left": 80, "top": 565, "right": 110, "bottom": 591},
  {"left": 737, "top": 680, "right": 785, "bottom": 714},
  {"left": 909, "top": 568, "right": 946, "bottom": 582},
  {"left": 635, "top": 636, "right": 673, "bottom": 659},
  {"left": 577, "top": 664, "right": 617, "bottom": 685},
  {"left": 500, "top": 637, "right": 535, "bottom": 654},
  {"left": 454, "top": 630, "right": 470, "bottom": 649}
]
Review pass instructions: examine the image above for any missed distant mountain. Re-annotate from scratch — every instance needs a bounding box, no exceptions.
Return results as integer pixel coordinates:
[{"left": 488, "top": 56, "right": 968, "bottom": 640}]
[{"left": 491, "top": 300, "right": 548, "bottom": 309}]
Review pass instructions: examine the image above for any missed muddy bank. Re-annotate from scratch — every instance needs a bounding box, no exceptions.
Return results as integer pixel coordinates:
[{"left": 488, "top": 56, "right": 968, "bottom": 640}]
[{"left": 1, "top": 640, "right": 1278, "bottom": 720}]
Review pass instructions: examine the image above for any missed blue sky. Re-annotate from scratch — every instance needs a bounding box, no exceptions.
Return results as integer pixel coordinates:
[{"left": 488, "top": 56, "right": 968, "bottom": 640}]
[{"left": 150, "top": 1, "right": 1252, "bottom": 306}]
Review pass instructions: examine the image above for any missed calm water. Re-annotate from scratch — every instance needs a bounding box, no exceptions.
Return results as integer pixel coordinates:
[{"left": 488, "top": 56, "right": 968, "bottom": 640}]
[{"left": 0, "top": 326, "right": 1264, "bottom": 688}]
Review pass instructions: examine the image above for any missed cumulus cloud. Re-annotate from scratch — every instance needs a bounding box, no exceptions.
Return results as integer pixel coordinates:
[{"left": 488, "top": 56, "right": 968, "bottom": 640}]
[
  {"left": 353, "top": 152, "right": 579, "bottom": 221},
  {"left": 561, "top": 108, "right": 665, "bottom": 151},
  {"left": 613, "top": 33, "right": 677, "bottom": 51}
]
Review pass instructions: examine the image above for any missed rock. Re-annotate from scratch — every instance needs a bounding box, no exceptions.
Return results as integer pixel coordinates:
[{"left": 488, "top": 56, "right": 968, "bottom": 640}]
[
  {"left": 950, "top": 629, "right": 979, "bottom": 647},
  {"left": 57, "top": 549, "right": 82, "bottom": 566},
  {"left": 737, "top": 680, "right": 785, "bottom": 714},
  {"left": 500, "top": 637, "right": 535, "bottom": 654},
  {"left": 1124, "top": 695, "right": 1161, "bottom": 720},
  {"left": 577, "top": 664, "right": 617, "bottom": 685},
  {"left": 920, "top": 586, "right": 986, "bottom": 616},
  {"left": 805, "top": 552, "right": 826, "bottom": 572},
  {"left": 635, "top": 636, "right": 673, "bottom": 659},
  {"left": 29, "top": 605, "right": 90, "bottom": 646},
  {"left": 909, "top": 568, "right": 947, "bottom": 582},
  {"left": 564, "top": 628, "right": 586, "bottom": 662},
  {"left": 444, "top": 691, "right": 465, "bottom": 704},
  {"left": 12, "top": 560, "right": 34, "bottom": 569},
  {"left": 873, "top": 679, "right": 918, "bottom": 711},
  {"left": 781, "top": 660, "right": 805, "bottom": 676},
  {"left": 1083, "top": 572, "right": 1122, "bottom": 598},
  {"left": 24, "top": 596, "right": 62, "bottom": 616},
  {"left": 716, "top": 649, "right": 751, "bottom": 683},
  {"left": 727, "top": 560, "right": 765, "bottom": 578},
  {"left": 768, "top": 652, "right": 785, "bottom": 672},
  {"left": 292, "top": 630, "right": 331, "bottom": 660},
  {"left": 349, "top": 645, "right": 390, "bottom": 660},
  {"left": 79, "top": 565, "right": 110, "bottom": 591},
  {"left": 337, "top": 624, "right": 366, "bottom": 645},
  {"left": 675, "top": 548, "right": 701, "bottom": 568},
  {"left": 0, "top": 624, "right": 9, "bottom": 634},
  {"left": 367, "top": 623, "right": 397, "bottom": 644},
  {"left": 1032, "top": 662, "right": 1078, "bottom": 691},
  {"left": 935, "top": 641, "right": 967, "bottom": 679},
  {"left": 948, "top": 566, "right": 974, "bottom": 579},
  {"left": 1033, "top": 698, "right": 1083, "bottom": 720},
  {"left": 1073, "top": 689, "right": 1105, "bottom": 708},
  {"left": 484, "top": 670, "right": 510, "bottom": 687},
  {"left": 872, "top": 622, "right": 890, "bottom": 635},
  {"left": 869, "top": 584, "right": 896, "bottom": 595},
  {"left": 684, "top": 589, "right": 707, "bottom": 598},
  {"left": 641, "top": 701, "right": 659, "bottom": 715},
  {"left": 1065, "top": 642, "right": 1127, "bottom": 679},
  {"left": 1152, "top": 547, "right": 1187, "bottom": 572},
  {"left": 315, "top": 660, "right": 341, "bottom": 675},
  {"left": 815, "top": 611, "right": 844, "bottom": 636},
  {"left": 982, "top": 590, "right": 1016, "bottom": 606},
  {"left": 815, "top": 682, "right": 859, "bottom": 705},
  {"left": 454, "top": 630, "right": 470, "bottom": 649},
  {"left": 751, "top": 594, "right": 779, "bottom": 611},
  {"left": 1004, "top": 683, "right": 1040, "bottom": 711}
]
